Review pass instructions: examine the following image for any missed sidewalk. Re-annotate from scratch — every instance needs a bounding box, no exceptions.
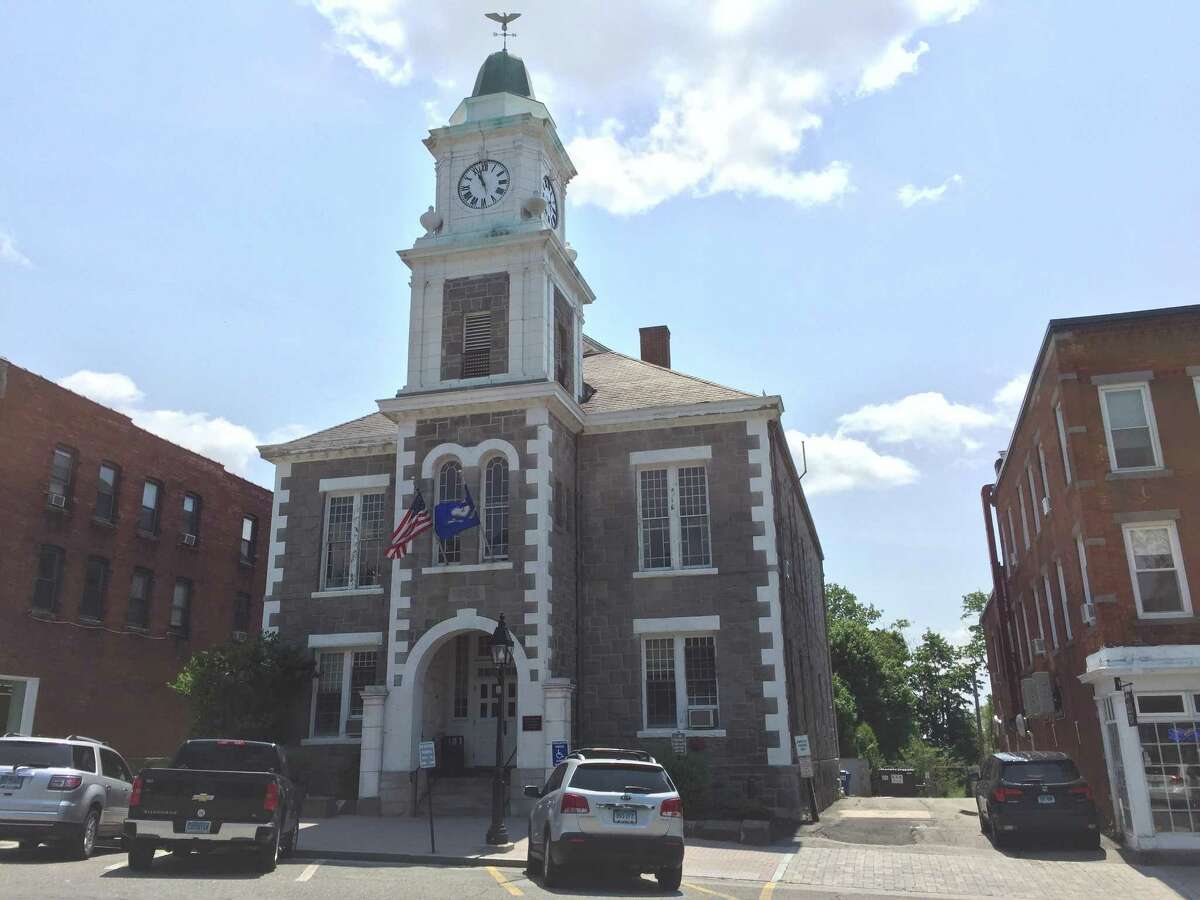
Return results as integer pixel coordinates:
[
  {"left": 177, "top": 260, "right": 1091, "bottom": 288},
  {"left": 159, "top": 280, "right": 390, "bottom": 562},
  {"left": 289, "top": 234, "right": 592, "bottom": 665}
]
[{"left": 295, "top": 816, "right": 528, "bottom": 867}]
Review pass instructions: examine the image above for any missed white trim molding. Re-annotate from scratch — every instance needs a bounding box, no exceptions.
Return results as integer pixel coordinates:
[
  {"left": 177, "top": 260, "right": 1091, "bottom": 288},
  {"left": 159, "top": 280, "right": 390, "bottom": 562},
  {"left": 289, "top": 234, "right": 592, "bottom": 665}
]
[
  {"left": 308, "top": 631, "right": 384, "bottom": 649},
  {"left": 633, "top": 616, "right": 720, "bottom": 635},
  {"left": 629, "top": 446, "right": 712, "bottom": 467},
  {"left": 632, "top": 567, "right": 718, "bottom": 580},
  {"left": 388, "top": 421, "right": 418, "bottom": 687},
  {"left": 310, "top": 587, "right": 385, "bottom": 600},
  {"left": 0, "top": 674, "right": 39, "bottom": 734},
  {"left": 419, "top": 561, "right": 513, "bottom": 576},
  {"left": 419, "top": 438, "right": 521, "bottom": 479},
  {"left": 524, "top": 405, "right": 553, "bottom": 677},
  {"left": 638, "top": 729, "right": 726, "bottom": 739},
  {"left": 261, "top": 461, "right": 292, "bottom": 635},
  {"left": 319, "top": 473, "right": 391, "bottom": 493}
]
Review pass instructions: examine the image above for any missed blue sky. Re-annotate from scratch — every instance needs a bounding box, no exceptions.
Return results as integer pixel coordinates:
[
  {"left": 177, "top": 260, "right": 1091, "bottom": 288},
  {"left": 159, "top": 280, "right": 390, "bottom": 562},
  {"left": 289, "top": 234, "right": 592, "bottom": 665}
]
[{"left": 3, "top": 2, "right": 1198, "bottom": 641}]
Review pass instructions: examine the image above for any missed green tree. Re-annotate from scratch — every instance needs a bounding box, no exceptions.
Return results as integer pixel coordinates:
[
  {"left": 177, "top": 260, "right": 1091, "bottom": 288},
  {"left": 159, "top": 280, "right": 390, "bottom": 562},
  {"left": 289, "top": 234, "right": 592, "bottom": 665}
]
[
  {"left": 169, "top": 633, "right": 314, "bottom": 743},
  {"left": 960, "top": 589, "right": 990, "bottom": 759},
  {"left": 909, "top": 629, "right": 976, "bottom": 763}
]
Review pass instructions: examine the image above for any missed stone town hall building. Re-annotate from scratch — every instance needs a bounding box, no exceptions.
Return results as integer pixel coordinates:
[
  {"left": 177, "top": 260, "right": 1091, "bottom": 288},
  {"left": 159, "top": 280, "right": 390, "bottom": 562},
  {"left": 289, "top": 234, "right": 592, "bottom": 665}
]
[{"left": 259, "top": 48, "right": 837, "bottom": 819}]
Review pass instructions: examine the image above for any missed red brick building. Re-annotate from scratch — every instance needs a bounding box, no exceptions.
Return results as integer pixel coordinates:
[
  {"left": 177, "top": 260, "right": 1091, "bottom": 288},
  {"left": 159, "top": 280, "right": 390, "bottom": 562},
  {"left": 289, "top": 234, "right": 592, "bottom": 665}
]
[
  {"left": 0, "top": 359, "right": 273, "bottom": 758},
  {"left": 980, "top": 305, "right": 1200, "bottom": 854}
]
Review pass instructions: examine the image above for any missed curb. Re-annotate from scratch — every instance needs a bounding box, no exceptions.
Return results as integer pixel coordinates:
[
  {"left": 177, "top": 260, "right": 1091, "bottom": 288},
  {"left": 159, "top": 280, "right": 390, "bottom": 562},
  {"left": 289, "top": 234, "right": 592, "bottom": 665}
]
[{"left": 294, "top": 848, "right": 527, "bottom": 868}]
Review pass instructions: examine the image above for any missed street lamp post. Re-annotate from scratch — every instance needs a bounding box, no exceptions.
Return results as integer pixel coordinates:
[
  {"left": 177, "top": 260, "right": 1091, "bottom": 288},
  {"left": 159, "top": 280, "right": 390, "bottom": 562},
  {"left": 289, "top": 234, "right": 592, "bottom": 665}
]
[{"left": 486, "top": 613, "right": 515, "bottom": 846}]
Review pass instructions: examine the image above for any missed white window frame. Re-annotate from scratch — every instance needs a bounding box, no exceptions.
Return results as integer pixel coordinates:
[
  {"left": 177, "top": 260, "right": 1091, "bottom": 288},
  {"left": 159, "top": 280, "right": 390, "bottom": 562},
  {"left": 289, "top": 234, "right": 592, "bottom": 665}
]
[
  {"left": 1194, "top": 376, "right": 1200, "bottom": 415},
  {"left": 634, "top": 463, "right": 713, "bottom": 574},
  {"left": 1006, "top": 507, "right": 1018, "bottom": 563},
  {"left": 1121, "top": 520, "right": 1193, "bottom": 619},
  {"left": 0, "top": 674, "right": 39, "bottom": 734},
  {"left": 318, "top": 490, "right": 388, "bottom": 593},
  {"left": 1042, "top": 572, "right": 1059, "bottom": 649},
  {"left": 1133, "top": 692, "right": 1190, "bottom": 718},
  {"left": 1026, "top": 465, "right": 1041, "bottom": 533},
  {"left": 1037, "top": 444, "right": 1051, "bottom": 514},
  {"left": 481, "top": 454, "right": 510, "bottom": 561},
  {"left": 638, "top": 632, "right": 723, "bottom": 736},
  {"left": 1055, "top": 559, "right": 1073, "bottom": 641},
  {"left": 1076, "top": 536, "right": 1094, "bottom": 622},
  {"left": 1018, "top": 485, "right": 1031, "bottom": 550},
  {"left": 1031, "top": 584, "right": 1046, "bottom": 646},
  {"left": 1098, "top": 382, "right": 1164, "bottom": 473},
  {"left": 1019, "top": 600, "right": 1032, "bottom": 668},
  {"left": 307, "top": 645, "right": 379, "bottom": 742},
  {"left": 1054, "top": 403, "right": 1073, "bottom": 485}
]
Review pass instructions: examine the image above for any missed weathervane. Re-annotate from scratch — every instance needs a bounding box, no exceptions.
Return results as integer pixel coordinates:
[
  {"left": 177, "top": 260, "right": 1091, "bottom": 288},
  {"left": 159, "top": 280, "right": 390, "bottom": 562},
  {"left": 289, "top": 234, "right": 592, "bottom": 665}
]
[{"left": 485, "top": 12, "right": 520, "bottom": 51}]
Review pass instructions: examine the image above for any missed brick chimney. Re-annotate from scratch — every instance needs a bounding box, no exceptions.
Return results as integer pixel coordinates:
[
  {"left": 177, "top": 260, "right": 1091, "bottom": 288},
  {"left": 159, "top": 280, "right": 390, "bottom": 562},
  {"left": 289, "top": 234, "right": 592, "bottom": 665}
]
[{"left": 639, "top": 325, "right": 671, "bottom": 369}]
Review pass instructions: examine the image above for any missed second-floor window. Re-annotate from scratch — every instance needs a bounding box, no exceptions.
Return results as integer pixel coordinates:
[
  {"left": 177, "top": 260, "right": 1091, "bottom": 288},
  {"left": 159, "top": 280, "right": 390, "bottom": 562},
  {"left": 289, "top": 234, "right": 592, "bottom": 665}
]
[
  {"left": 240, "top": 515, "right": 257, "bottom": 563},
  {"left": 436, "top": 462, "right": 464, "bottom": 564},
  {"left": 95, "top": 463, "right": 119, "bottom": 522},
  {"left": 170, "top": 578, "right": 192, "bottom": 635},
  {"left": 637, "top": 465, "right": 712, "bottom": 571},
  {"left": 182, "top": 493, "right": 201, "bottom": 539},
  {"left": 1099, "top": 383, "right": 1162, "bottom": 471},
  {"left": 1122, "top": 522, "right": 1191, "bottom": 618},
  {"left": 127, "top": 569, "right": 153, "bottom": 629},
  {"left": 80, "top": 556, "right": 110, "bottom": 621},
  {"left": 482, "top": 456, "right": 509, "bottom": 561},
  {"left": 32, "top": 545, "right": 65, "bottom": 612},
  {"left": 138, "top": 480, "right": 162, "bottom": 534},
  {"left": 48, "top": 446, "right": 75, "bottom": 505},
  {"left": 322, "top": 494, "right": 386, "bottom": 590}
]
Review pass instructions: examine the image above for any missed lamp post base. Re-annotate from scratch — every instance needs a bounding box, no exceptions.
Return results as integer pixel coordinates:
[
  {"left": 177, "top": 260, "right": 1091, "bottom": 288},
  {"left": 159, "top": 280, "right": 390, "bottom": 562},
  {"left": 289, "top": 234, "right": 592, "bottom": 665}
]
[
  {"left": 485, "top": 823, "right": 511, "bottom": 846},
  {"left": 486, "top": 771, "right": 510, "bottom": 846}
]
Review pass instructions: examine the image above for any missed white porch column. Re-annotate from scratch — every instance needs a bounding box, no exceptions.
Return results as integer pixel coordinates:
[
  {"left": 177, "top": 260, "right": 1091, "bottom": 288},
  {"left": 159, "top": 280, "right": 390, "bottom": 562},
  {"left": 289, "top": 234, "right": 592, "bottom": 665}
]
[
  {"left": 358, "top": 685, "right": 389, "bottom": 814},
  {"left": 542, "top": 678, "right": 575, "bottom": 767}
]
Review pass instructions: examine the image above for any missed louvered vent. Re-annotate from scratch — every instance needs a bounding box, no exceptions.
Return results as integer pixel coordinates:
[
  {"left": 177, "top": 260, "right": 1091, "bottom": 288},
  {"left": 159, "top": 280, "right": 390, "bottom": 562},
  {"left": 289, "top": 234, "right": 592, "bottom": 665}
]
[{"left": 462, "top": 312, "right": 492, "bottom": 378}]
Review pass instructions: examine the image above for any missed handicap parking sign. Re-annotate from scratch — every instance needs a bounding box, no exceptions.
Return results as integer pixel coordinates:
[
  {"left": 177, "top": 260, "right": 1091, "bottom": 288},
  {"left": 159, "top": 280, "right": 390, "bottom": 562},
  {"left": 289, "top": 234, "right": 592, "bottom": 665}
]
[{"left": 552, "top": 741, "right": 569, "bottom": 765}]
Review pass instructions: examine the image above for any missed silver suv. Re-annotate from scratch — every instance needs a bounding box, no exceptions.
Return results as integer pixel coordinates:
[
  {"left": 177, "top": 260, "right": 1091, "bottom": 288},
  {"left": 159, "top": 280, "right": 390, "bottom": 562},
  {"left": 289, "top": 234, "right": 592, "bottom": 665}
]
[
  {"left": 524, "top": 748, "right": 685, "bottom": 891},
  {"left": 0, "top": 734, "right": 133, "bottom": 858}
]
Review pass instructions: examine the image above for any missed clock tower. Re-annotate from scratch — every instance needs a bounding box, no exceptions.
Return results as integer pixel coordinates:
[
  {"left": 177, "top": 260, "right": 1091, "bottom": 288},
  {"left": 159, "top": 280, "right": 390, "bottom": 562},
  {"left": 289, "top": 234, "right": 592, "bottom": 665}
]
[{"left": 397, "top": 47, "right": 592, "bottom": 399}]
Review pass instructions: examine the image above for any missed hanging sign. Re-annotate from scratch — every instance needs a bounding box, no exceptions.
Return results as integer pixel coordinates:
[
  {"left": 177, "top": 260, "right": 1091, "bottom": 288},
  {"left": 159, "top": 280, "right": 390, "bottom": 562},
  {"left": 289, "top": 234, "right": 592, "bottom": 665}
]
[{"left": 418, "top": 740, "right": 437, "bottom": 769}]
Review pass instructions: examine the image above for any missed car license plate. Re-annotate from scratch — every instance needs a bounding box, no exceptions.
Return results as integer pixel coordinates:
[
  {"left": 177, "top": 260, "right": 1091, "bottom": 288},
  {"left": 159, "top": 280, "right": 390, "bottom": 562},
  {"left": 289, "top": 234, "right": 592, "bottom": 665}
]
[
  {"left": 1038, "top": 795, "right": 1056, "bottom": 805},
  {"left": 185, "top": 820, "right": 212, "bottom": 834},
  {"left": 612, "top": 808, "right": 637, "bottom": 825},
  {"left": 0, "top": 775, "right": 23, "bottom": 789}
]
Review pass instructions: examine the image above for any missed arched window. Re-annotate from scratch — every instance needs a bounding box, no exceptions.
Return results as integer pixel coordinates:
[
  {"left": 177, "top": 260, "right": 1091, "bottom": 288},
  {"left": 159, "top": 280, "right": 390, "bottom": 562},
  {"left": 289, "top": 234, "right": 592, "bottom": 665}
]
[
  {"left": 437, "top": 460, "right": 463, "bottom": 564},
  {"left": 482, "top": 456, "right": 509, "bottom": 561}
]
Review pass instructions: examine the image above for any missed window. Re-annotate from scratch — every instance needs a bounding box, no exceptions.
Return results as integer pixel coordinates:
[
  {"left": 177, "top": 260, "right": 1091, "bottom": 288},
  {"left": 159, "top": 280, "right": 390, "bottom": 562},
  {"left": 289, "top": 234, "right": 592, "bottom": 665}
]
[
  {"left": 1137, "top": 694, "right": 1187, "bottom": 716},
  {"left": 240, "top": 515, "right": 258, "bottom": 563},
  {"left": 100, "top": 748, "right": 132, "bottom": 783},
  {"left": 436, "top": 461, "right": 463, "bottom": 564},
  {"left": 1037, "top": 444, "right": 1051, "bottom": 513},
  {"left": 1099, "top": 383, "right": 1162, "bottom": 471},
  {"left": 637, "top": 466, "right": 712, "bottom": 571},
  {"left": 1019, "top": 601, "right": 1032, "bottom": 667},
  {"left": 80, "top": 556, "right": 110, "bottom": 621},
  {"left": 462, "top": 311, "right": 492, "bottom": 378},
  {"left": 555, "top": 320, "right": 570, "bottom": 388},
  {"left": 1138, "top": 711, "right": 1200, "bottom": 834},
  {"left": 641, "top": 635, "right": 720, "bottom": 731},
  {"left": 1055, "top": 559, "right": 1073, "bottom": 641},
  {"left": 1018, "top": 484, "right": 1031, "bottom": 550},
  {"left": 47, "top": 446, "right": 74, "bottom": 504},
  {"left": 568, "top": 764, "right": 674, "bottom": 793},
  {"left": 1122, "top": 522, "right": 1192, "bottom": 617},
  {"left": 1042, "top": 573, "right": 1059, "bottom": 649},
  {"left": 311, "top": 648, "right": 378, "bottom": 739},
  {"left": 95, "top": 463, "right": 119, "bottom": 522},
  {"left": 169, "top": 578, "right": 192, "bottom": 635},
  {"left": 127, "top": 569, "right": 153, "bottom": 629},
  {"left": 32, "top": 545, "right": 65, "bottom": 612},
  {"left": 482, "top": 456, "right": 509, "bottom": 560},
  {"left": 452, "top": 635, "right": 470, "bottom": 718},
  {"left": 233, "top": 592, "right": 251, "bottom": 634},
  {"left": 1031, "top": 585, "right": 1046, "bottom": 648},
  {"left": 1054, "top": 404, "right": 1073, "bottom": 485},
  {"left": 321, "top": 494, "right": 385, "bottom": 589},
  {"left": 1026, "top": 466, "right": 1041, "bottom": 533},
  {"left": 138, "top": 480, "right": 162, "bottom": 534},
  {"left": 1006, "top": 508, "right": 1018, "bottom": 562},
  {"left": 182, "top": 493, "right": 201, "bottom": 539}
]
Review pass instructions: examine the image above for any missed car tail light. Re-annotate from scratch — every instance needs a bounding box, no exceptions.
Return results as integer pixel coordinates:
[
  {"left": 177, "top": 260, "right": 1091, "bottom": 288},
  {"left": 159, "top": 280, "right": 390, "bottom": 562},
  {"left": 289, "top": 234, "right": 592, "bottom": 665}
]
[
  {"left": 560, "top": 792, "right": 590, "bottom": 815},
  {"left": 660, "top": 797, "right": 683, "bottom": 818},
  {"left": 46, "top": 775, "right": 83, "bottom": 791},
  {"left": 263, "top": 782, "right": 279, "bottom": 812},
  {"left": 1070, "top": 784, "right": 1092, "bottom": 800},
  {"left": 993, "top": 786, "right": 1023, "bottom": 802},
  {"left": 130, "top": 775, "right": 144, "bottom": 808}
]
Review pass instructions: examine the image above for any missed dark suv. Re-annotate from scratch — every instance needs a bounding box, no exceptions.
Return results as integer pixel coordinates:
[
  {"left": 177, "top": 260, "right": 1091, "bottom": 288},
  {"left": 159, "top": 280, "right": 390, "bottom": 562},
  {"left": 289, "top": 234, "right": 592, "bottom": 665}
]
[{"left": 975, "top": 751, "right": 1100, "bottom": 848}]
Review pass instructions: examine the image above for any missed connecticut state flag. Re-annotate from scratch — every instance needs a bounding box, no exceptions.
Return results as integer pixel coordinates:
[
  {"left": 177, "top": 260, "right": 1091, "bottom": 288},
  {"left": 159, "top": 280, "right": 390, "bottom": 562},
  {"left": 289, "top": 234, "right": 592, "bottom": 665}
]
[{"left": 434, "top": 485, "right": 480, "bottom": 540}]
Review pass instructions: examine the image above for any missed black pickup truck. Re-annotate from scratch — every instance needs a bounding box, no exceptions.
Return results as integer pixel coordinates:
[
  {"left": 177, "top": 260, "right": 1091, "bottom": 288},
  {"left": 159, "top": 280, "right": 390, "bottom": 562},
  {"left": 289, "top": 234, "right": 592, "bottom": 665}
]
[{"left": 123, "top": 739, "right": 303, "bottom": 873}]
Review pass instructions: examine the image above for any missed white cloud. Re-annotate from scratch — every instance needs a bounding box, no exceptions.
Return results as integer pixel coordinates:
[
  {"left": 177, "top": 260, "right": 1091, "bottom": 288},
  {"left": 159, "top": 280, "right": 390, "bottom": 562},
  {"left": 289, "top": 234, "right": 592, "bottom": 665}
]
[
  {"left": 838, "top": 390, "right": 997, "bottom": 448},
  {"left": 0, "top": 231, "right": 32, "bottom": 268},
  {"left": 303, "top": 1, "right": 978, "bottom": 215},
  {"left": 57, "top": 370, "right": 302, "bottom": 486},
  {"left": 992, "top": 373, "right": 1030, "bottom": 421},
  {"left": 897, "top": 173, "right": 963, "bottom": 207},
  {"left": 786, "top": 429, "right": 919, "bottom": 496}
]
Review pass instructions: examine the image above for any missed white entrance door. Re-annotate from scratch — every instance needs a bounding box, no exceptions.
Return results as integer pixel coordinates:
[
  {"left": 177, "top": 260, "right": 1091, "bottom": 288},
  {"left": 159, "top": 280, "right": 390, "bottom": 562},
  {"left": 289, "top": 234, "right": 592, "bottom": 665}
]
[{"left": 451, "top": 634, "right": 518, "bottom": 768}]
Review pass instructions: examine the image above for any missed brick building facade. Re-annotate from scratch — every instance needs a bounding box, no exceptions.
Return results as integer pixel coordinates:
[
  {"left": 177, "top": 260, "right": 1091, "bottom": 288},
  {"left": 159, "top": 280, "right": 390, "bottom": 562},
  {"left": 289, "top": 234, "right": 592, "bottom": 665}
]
[
  {"left": 258, "top": 49, "right": 838, "bottom": 821},
  {"left": 0, "top": 359, "right": 272, "bottom": 758},
  {"left": 980, "top": 306, "right": 1200, "bottom": 853}
]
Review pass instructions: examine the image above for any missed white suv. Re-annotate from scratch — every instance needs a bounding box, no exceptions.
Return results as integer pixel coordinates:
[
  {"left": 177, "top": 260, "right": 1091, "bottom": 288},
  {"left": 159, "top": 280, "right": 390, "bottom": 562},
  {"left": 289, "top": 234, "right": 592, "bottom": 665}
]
[{"left": 524, "top": 748, "right": 684, "bottom": 891}]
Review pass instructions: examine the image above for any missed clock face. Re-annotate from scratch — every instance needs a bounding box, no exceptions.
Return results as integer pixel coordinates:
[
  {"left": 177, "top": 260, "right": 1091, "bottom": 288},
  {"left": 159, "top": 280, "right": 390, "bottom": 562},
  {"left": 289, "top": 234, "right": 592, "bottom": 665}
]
[
  {"left": 457, "top": 159, "right": 510, "bottom": 210},
  {"left": 542, "top": 175, "right": 559, "bottom": 228}
]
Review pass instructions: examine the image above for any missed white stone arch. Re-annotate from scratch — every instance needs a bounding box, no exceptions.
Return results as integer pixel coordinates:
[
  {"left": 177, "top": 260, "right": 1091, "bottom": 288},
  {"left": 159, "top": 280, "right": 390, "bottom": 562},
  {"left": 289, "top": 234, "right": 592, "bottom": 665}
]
[
  {"left": 419, "top": 439, "right": 520, "bottom": 480},
  {"left": 381, "top": 608, "right": 541, "bottom": 773}
]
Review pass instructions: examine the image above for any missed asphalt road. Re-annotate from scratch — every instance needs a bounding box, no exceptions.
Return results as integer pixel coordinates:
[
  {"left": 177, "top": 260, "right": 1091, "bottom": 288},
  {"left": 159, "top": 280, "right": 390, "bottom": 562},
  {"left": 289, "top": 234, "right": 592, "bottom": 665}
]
[{"left": 0, "top": 842, "right": 918, "bottom": 900}]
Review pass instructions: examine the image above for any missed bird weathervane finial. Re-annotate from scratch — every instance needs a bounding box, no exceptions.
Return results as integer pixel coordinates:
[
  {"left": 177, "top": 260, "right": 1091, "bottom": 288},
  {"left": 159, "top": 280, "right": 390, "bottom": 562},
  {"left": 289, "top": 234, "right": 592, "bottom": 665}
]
[{"left": 485, "top": 11, "right": 521, "bottom": 51}]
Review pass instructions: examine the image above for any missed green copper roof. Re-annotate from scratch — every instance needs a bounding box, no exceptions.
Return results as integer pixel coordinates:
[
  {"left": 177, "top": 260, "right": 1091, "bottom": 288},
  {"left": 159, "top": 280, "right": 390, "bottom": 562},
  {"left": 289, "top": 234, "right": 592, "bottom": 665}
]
[{"left": 471, "top": 50, "right": 535, "bottom": 99}]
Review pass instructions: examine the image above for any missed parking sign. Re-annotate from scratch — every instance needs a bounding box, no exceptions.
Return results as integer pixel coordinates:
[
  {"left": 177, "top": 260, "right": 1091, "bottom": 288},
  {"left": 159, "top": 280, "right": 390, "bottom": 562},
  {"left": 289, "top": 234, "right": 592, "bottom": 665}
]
[
  {"left": 418, "top": 740, "right": 436, "bottom": 769},
  {"left": 552, "top": 741, "right": 569, "bottom": 765}
]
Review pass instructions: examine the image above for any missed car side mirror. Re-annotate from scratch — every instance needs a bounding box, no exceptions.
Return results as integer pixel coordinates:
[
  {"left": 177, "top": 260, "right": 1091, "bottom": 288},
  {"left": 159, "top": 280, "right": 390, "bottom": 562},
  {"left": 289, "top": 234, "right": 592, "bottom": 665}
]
[{"left": 523, "top": 785, "right": 541, "bottom": 799}]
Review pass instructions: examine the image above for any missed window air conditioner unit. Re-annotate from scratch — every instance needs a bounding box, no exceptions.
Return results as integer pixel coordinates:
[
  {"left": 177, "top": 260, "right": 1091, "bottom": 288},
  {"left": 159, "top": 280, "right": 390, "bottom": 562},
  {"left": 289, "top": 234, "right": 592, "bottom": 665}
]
[
  {"left": 687, "top": 708, "right": 716, "bottom": 729},
  {"left": 1081, "top": 602, "right": 1097, "bottom": 625},
  {"left": 1015, "top": 713, "right": 1028, "bottom": 737},
  {"left": 1031, "top": 637, "right": 1046, "bottom": 656},
  {"left": 182, "top": 533, "right": 197, "bottom": 547},
  {"left": 47, "top": 492, "right": 67, "bottom": 509},
  {"left": 1008, "top": 552, "right": 1017, "bottom": 567},
  {"left": 1041, "top": 497, "right": 1051, "bottom": 516}
]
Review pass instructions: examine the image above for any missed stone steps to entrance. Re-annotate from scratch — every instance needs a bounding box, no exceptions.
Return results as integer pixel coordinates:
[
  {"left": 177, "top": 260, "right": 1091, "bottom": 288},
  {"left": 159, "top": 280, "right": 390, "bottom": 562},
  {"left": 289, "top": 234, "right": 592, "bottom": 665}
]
[{"left": 417, "top": 774, "right": 496, "bottom": 816}]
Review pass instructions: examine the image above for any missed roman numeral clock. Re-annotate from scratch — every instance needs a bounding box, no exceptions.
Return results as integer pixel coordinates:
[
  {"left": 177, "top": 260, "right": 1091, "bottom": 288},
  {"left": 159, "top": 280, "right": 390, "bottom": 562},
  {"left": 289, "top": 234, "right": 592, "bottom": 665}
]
[{"left": 458, "top": 159, "right": 510, "bottom": 209}]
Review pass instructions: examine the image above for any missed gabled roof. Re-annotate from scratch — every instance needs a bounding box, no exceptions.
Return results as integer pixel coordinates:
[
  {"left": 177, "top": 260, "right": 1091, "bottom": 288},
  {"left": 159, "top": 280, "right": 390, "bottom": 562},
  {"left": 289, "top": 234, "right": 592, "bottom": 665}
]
[
  {"left": 580, "top": 348, "right": 756, "bottom": 414},
  {"left": 259, "top": 411, "right": 395, "bottom": 458}
]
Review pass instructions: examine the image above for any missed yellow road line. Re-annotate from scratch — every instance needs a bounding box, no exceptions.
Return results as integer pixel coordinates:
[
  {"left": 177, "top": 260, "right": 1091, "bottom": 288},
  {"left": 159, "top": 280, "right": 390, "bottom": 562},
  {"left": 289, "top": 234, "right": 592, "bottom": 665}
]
[
  {"left": 684, "top": 881, "right": 739, "bottom": 900},
  {"left": 759, "top": 881, "right": 777, "bottom": 900},
  {"left": 486, "top": 865, "right": 524, "bottom": 896}
]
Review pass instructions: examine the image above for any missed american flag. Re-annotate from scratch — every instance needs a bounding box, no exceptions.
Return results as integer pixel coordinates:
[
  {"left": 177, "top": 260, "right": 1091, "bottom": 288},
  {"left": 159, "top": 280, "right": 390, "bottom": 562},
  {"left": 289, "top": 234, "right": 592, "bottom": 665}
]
[{"left": 386, "top": 490, "right": 432, "bottom": 559}]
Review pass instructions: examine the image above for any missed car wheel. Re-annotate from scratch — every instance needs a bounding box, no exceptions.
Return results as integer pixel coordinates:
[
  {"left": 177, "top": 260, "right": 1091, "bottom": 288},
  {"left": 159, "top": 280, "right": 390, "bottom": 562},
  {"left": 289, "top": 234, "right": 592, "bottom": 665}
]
[
  {"left": 525, "top": 818, "right": 543, "bottom": 876},
  {"left": 69, "top": 807, "right": 101, "bottom": 860},
  {"left": 542, "top": 829, "right": 562, "bottom": 888},
  {"left": 979, "top": 813, "right": 991, "bottom": 835},
  {"left": 128, "top": 840, "right": 155, "bottom": 871},
  {"left": 656, "top": 866, "right": 683, "bottom": 891},
  {"left": 992, "top": 828, "right": 1012, "bottom": 850},
  {"left": 256, "top": 829, "right": 279, "bottom": 873},
  {"left": 279, "top": 815, "right": 299, "bottom": 859}
]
